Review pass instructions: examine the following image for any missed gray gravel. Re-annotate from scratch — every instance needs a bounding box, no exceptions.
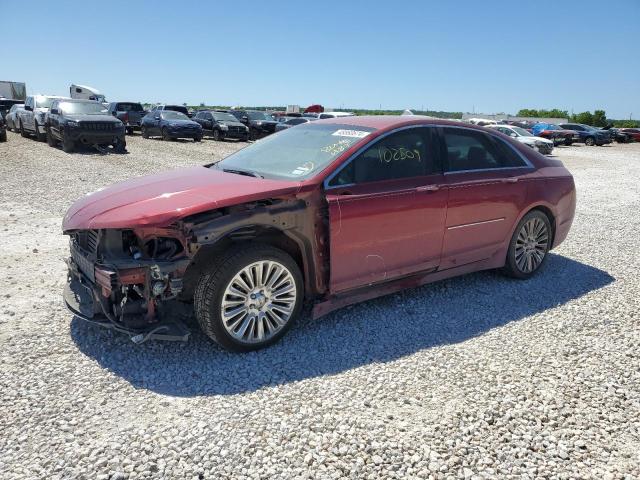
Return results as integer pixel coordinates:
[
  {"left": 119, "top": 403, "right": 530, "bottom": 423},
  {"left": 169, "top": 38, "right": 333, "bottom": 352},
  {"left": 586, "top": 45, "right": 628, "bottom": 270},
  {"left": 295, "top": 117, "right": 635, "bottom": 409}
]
[{"left": 1, "top": 131, "right": 639, "bottom": 479}]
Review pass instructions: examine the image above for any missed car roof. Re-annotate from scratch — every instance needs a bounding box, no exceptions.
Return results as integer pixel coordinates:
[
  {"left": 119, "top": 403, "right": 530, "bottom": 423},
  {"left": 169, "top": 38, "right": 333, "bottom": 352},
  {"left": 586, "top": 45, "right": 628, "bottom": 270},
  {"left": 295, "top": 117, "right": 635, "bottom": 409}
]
[{"left": 314, "top": 115, "right": 469, "bottom": 131}]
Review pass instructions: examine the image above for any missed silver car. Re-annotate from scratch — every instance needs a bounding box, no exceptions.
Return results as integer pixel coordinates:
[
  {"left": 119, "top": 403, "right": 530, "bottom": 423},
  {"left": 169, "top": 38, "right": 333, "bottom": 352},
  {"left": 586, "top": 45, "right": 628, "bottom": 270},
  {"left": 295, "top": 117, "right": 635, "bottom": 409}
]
[{"left": 5, "top": 104, "right": 24, "bottom": 131}]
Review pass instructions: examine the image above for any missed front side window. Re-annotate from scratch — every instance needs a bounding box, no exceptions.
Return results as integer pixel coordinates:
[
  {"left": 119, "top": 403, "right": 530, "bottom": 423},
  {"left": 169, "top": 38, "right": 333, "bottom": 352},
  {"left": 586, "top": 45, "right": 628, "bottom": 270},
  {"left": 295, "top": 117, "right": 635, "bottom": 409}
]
[
  {"left": 442, "top": 128, "right": 526, "bottom": 172},
  {"left": 328, "top": 128, "right": 435, "bottom": 187}
]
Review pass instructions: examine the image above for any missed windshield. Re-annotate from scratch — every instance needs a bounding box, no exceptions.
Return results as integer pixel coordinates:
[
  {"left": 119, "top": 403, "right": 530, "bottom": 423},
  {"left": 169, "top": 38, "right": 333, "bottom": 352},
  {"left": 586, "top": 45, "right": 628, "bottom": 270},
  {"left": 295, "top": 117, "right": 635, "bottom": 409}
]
[
  {"left": 247, "top": 111, "right": 274, "bottom": 121},
  {"left": 35, "top": 97, "right": 56, "bottom": 109},
  {"left": 164, "top": 106, "right": 189, "bottom": 115},
  {"left": 117, "top": 103, "right": 144, "bottom": 112},
  {"left": 213, "top": 123, "right": 376, "bottom": 180},
  {"left": 161, "top": 111, "right": 189, "bottom": 120},
  {"left": 59, "top": 102, "right": 107, "bottom": 115},
  {"left": 213, "top": 112, "right": 239, "bottom": 122},
  {"left": 511, "top": 127, "right": 533, "bottom": 137}
]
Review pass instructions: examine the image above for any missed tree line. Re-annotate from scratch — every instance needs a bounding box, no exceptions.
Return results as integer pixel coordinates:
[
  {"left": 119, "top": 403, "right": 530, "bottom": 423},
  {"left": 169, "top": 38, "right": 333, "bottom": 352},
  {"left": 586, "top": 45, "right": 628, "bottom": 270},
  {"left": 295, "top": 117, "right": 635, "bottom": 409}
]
[{"left": 517, "top": 108, "right": 638, "bottom": 128}]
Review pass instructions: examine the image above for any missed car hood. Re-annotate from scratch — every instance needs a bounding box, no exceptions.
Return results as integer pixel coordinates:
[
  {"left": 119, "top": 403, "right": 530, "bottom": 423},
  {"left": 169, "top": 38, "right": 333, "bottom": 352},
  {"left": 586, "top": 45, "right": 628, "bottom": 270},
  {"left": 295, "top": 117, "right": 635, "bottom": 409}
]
[
  {"left": 220, "top": 120, "right": 246, "bottom": 128},
  {"left": 62, "top": 166, "right": 301, "bottom": 231},
  {"left": 66, "top": 114, "right": 121, "bottom": 123},
  {"left": 165, "top": 119, "right": 200, "bottom": 127}
]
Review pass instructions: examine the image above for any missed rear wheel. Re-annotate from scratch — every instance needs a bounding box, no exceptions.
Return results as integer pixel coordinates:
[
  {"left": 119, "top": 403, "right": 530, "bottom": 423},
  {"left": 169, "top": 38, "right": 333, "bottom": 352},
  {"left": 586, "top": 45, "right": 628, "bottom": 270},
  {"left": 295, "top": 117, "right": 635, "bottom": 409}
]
[
  {"left": 563, "top": 137, "right": 572, "bottom": 146},
  {"left": 194, "top": 244, "right": 303, "bottom": 351},
  {"left": 503, "top": 211, "right": 551, "bottom": 279},
  {"left": 585, "top": 136, "right": 595, "bottom": 146}
]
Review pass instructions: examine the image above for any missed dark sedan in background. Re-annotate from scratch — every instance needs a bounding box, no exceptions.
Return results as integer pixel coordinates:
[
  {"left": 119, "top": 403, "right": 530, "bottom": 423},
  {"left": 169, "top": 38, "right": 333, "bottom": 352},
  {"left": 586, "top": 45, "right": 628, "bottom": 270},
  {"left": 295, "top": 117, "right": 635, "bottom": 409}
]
[
  {"left": 531, "top": 123, "right": 579, "bottom": 146},
  {"left": 141, "top": 110, "right": 203, "bottom": 141},
  {"left": 559, "top": 123, "right": 611, "bottom": 146},
  {"left": 229, "top": 110, "right": 278, "bottom": 140},
  {"left": 275, "top": 116, "right": 317, "bottom": 132},
  {"left": 192, "top": 110, "right": 249, "bottom": 141}
]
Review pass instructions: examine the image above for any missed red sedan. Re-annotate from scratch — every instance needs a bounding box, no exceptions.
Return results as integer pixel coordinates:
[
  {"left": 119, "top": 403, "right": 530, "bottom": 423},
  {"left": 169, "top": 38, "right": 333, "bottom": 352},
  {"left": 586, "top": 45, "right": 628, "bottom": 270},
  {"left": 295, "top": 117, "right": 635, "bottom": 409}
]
[
  {"left": 620, "top": 128, "right": 640, "bottom": 142},
  {"left": 63, "top": 116, "right": 576, "bottom": 351}
]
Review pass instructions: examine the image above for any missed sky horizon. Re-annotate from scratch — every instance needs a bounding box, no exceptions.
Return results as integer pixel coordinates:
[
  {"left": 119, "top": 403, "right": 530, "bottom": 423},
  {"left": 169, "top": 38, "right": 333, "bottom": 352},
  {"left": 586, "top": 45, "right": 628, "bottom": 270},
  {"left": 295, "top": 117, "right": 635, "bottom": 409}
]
[{"left": 3, "top": 0, "right": 639, "bottom": 119}]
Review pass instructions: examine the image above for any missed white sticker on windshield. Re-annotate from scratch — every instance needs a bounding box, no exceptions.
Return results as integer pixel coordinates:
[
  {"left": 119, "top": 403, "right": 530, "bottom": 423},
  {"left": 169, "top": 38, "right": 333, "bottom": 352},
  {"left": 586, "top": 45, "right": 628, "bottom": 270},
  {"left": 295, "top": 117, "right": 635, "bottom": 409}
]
[
  {"left": 332, "top": 129, "right": 371, "bottom": 138},
  {"left": 290, "top": 161, "right": 314, "bottom": 176}
]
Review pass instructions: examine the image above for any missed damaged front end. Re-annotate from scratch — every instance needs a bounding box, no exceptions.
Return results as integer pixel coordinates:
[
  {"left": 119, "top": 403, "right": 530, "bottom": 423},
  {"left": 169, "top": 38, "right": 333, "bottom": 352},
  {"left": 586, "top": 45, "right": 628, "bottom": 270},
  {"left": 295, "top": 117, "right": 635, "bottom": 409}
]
[{"left": 64, "top": 228, "right": 191, "bottom": 343}]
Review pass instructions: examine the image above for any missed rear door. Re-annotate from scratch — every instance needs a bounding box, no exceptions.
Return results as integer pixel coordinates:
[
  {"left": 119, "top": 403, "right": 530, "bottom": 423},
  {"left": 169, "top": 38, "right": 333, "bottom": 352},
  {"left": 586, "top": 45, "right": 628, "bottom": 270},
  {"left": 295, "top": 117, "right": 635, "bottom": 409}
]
[
  {"left": 437, "top": 127, "right": 533, "bottom": 269},
  {"left": 325, "top": 127, "right": 448, "bottom": 293}
]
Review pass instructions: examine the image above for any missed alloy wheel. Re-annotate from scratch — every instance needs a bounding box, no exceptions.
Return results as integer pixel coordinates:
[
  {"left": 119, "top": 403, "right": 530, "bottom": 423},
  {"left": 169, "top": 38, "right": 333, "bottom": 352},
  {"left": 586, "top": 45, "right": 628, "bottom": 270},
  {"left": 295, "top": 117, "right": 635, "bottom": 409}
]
[
  {"left": 514, "top": 217, "right": 549, "bottom": 273},
  {"left": 220, "top": 260, "right": 297, "bottom": 344}
]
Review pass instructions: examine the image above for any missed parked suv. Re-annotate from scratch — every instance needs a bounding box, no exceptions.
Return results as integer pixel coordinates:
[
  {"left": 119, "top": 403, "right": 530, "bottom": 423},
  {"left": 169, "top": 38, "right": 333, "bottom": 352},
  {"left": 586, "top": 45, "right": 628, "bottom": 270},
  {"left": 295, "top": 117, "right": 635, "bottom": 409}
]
[
  {"left": 192, "top": 110, "right": 249, "bottom": 141},
  {"left": 19, "top": 95, "right": 68, "bottom": 141},
  {"left": 229, "top": 110, "right": 278, "bottom": 140},
  {"left": 107, "top": 102, "right": 146, "bottom": 134},
  {"left": 558, "top": 123, "right": 611, "bottom": 146},
  {"left": 45, "top": 99, "right": 126, "bottom": 153}
]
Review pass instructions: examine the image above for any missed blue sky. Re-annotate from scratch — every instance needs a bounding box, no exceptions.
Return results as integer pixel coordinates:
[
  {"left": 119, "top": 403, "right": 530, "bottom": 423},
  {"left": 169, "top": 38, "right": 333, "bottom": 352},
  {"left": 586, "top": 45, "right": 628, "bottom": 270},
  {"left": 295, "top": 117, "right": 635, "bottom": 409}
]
[{"left": 3, "top": 0, "right": 639, "bottom": 118}]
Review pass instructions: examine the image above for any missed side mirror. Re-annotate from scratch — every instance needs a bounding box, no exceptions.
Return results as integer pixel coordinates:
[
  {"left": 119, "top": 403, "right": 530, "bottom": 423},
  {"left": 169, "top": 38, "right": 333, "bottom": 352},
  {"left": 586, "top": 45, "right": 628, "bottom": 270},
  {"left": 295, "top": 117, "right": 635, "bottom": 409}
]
[
  {"left": 242, "top": 116, "right": 248, "bottom": 123},
  {"left": 25, "top": 105, "right": 33, "bottom": 111},
  {"left": 50, "top": 108, "right": 59, "bottom": 115},
  {"left": 510, "top": 132, "right": 518, "bottom": 138}
]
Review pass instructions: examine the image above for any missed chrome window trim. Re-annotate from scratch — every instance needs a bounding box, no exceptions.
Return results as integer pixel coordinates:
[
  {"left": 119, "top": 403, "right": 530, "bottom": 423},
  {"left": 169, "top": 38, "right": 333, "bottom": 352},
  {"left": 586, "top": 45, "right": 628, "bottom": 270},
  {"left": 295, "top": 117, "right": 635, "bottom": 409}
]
[{"left": 323, "top": 125, "right": 437, "bottom": 190}]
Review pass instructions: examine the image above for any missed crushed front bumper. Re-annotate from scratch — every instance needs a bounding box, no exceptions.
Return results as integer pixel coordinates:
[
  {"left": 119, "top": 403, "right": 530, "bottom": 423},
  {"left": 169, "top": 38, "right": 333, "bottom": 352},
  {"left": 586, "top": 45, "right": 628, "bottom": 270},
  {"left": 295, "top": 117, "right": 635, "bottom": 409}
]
[{"left": 64, "top": 259, "right": 190, "bottom": 343}]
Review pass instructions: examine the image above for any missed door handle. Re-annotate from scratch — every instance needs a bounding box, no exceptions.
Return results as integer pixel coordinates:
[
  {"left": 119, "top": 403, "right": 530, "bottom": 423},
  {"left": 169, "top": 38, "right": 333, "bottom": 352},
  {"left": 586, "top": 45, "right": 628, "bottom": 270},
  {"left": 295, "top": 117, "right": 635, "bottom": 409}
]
[
  {"left": 502, "top": 177, "right": 519, "bottom": 183},
  {"left": 416, "top": 185, "right": 440, "bottom": 192}
]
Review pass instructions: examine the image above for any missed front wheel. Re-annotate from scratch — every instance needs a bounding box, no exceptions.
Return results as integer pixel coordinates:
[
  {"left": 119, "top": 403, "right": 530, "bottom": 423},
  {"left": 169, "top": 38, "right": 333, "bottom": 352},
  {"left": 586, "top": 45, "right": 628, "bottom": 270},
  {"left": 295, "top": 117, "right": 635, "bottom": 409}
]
[
  {"left": 564, "top": 137, "right": 572, "bottom": 146},
  {"left": 114, "top": 137, "right": 127, "bottom": 153},
  {"left": 20, "top": 121, "right": 28, "bottom": 138},
  {"left": 46, "top": 128, "right": 57, "bottom": 147},
  {"left": 213, "top": 129, "right": 221, "bottom": 141},
  {"left": 503, "top": 211, "right": 551, "bottom": 279},
  {"left": 35, "top": 122, "right": 46, "bottom": 142},
  {"left": 585, "top": 136, "right": 595, "bottom": 146},
  {"left": 141, "top": 126, "right": 149, "bottom": 139},
  {"left": 126, "top": 127, "right": 134, "bottom": 135},
  {"left": 62, "top": 135, "right": 75, "bottom": 153},
  {"left": 161, "top": 127, "right": 170, "bottom": 141},
  {"left": 0, "top": 130, "right": 6, "bottom": 142},
  {"left": 194, "top": 244, "right": 303, "bottom": 352}
]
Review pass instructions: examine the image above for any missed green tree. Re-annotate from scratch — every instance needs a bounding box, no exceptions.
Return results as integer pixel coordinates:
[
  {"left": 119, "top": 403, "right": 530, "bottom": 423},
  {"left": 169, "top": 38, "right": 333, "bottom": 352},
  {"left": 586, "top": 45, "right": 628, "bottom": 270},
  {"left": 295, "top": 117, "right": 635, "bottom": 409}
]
[
  {"left": 592, "top": 110, "right": 607, "bottom": 127},
  {"left": 572, "top": 111, "right": 594, "bottom": 125}
]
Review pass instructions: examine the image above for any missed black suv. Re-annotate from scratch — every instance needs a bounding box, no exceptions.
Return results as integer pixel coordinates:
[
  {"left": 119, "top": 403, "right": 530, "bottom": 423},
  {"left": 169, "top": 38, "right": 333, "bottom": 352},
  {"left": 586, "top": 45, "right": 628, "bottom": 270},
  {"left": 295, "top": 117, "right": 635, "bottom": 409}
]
[
  {"left": 192, "top": 110, "right": 249, "bottom": 141},
  {"left": 45, "top": 99, "right": 126, "bottom": 153},
  {"left": 229, "top": 110, "right": 278, "bottom": 140},
  {"left": 0, "top": 114, "right": 6, "bottom": 142}
]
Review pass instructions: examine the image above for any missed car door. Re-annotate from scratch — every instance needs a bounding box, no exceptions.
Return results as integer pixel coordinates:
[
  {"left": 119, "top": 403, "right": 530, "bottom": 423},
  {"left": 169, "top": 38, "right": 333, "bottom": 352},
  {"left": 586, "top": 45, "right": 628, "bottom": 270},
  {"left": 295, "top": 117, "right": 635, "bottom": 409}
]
[
  {"left": 437, "top": 126, "right": 533, "bottom": 269},
  {"left": 48, "top": 101, "right": 59, "bottom": 137},
  {"left": 325, "top": 127, "right": 448, "bottom": 293}
]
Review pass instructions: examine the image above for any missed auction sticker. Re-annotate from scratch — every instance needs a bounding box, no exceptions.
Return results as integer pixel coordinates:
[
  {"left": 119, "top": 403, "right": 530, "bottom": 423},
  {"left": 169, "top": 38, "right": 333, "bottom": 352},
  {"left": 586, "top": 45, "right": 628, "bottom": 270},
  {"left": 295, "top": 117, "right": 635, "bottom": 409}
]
[{"left": 332, "top": 129, "right": 371, "bottom": 138}]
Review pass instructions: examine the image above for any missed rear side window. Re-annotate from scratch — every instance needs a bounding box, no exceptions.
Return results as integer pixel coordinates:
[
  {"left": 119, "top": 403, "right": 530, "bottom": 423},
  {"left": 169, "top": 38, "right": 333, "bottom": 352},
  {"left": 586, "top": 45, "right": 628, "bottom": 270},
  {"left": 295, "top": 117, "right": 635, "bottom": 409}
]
[
  {"left": 329, "top": 127, "right": 435, "bottom": 186},
  {"left": 117, "top": 103, "right": 143, "bottom": 112},
  {"left": 442, "top": 128, "right": 526, "bottom": 172}
]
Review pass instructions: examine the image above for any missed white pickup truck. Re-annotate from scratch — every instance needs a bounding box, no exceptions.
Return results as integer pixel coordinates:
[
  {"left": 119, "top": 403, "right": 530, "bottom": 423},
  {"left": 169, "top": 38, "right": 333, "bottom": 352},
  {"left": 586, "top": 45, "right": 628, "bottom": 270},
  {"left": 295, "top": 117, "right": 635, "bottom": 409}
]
[{"left": 18, "top": 95, "right": 67, "bottom": 141}]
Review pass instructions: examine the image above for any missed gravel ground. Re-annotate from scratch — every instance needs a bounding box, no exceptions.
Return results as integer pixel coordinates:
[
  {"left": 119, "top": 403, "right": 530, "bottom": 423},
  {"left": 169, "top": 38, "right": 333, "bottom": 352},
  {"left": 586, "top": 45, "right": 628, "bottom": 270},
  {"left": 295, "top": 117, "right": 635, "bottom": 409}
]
[{"left": 0, "top": 131, "right": 639, "bottom": 479}]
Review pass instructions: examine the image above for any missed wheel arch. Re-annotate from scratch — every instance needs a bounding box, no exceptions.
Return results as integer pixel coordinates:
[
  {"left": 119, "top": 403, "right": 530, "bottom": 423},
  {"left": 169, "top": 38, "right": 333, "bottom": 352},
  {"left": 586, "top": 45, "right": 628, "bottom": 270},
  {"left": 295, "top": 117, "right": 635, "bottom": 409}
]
[{"left": 180, "top": 224, "right": 313, "bottom": 302}]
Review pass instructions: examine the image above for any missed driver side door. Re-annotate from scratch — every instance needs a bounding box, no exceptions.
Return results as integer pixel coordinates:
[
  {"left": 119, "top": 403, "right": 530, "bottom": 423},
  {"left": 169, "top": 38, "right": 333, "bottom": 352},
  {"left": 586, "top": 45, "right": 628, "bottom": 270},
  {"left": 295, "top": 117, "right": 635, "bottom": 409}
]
[{"left": 325, "top": 127, "right": 448, "bottom": 293}]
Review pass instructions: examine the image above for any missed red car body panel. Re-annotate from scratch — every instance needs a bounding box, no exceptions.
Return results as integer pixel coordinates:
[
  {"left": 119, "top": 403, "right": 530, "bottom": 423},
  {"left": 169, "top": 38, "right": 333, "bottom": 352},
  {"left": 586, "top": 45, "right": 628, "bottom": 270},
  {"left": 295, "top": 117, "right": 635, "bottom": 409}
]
[
  {"left": 620, "top": 128, "right": 640, "bottom": 141},
  {"left": 62, "top": 116, "right": 576, "bottom": 332},
  {"left": 62, "top": 167, "right": 301, "bottom": 231}
]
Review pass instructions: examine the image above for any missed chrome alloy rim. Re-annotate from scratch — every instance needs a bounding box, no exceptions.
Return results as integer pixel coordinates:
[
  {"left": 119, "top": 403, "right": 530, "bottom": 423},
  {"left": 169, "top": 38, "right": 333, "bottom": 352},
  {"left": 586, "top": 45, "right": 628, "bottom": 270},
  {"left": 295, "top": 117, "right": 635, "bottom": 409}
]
[
  {"left": 220, "top": 260, "right": 297, "bottom": 344},
  {"left": 515, "top": 217, "right": 549, "bottom": 273}
]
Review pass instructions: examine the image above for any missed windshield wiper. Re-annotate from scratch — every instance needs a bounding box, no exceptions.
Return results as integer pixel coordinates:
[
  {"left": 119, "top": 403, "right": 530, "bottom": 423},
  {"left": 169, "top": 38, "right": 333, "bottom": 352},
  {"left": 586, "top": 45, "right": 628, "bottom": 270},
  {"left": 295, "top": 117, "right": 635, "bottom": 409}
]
[{"left": 221, "top": 168, "right": 264, "bottom": 179}]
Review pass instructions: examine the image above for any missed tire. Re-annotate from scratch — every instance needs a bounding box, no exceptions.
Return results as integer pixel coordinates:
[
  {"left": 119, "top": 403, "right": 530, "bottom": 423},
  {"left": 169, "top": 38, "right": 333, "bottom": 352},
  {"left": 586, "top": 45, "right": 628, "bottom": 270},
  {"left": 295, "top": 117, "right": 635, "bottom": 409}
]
[
  {"left": 194, "top": 244, "right": 304, "bottom": 352},
  {"left": 141, "top": 126, "right": 149, "bottom": 139},
  {"left": 563, "top": 137, "right": 572, "bottom": 146},
  {"left": 585, "top": 136, "right": 595, "bottom": 146},
  {"left": 249, "top": 128, "right": 258, "bottom": 141},
  {"left": 126, "top": 127, "right": 134, "bottom": 135},
  {"left": 20, "top": 121, "right": 28, "bottom": 138},
  {"left": 46, "top": 128, "right": 56, "bottom": 147},
  {"left": 35, "top": 121, "right": 46, "bottom": 142},
  {"left": 161, "top": 127, "right": 170, "bottom": 141},
  {"left": 194, "top": 136, "right": 202, "bottom": 142},
  {"left": 62, "top": 135, "right": 75, "bottom": 153},
  {"left": 0, "top": 130, "right": 6, "bottom": 142},
  {"left": 114, "top": 137, "right": 127, "bottom": 153},
  {"left": 212, "top": 129, "right": 221, "bottom": 141},
  {"left": 503, "top": 210, "right": 552, "bottom": 279}
]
